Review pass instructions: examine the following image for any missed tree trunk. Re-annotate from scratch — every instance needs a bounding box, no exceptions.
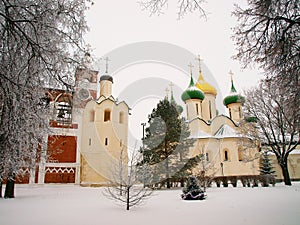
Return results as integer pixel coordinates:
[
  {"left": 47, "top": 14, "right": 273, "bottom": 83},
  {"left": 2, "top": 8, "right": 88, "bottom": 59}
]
[
  {"left": 0, "top": 180, "right": 2, "bottom": 198},
  {"left": 4, "top": 178, "right": 15, "bottom": 198},
  {"left": 126, "top": 187, "right": 130, "bottom": 210},
  {"left": 180, "top": 178, "right": 184, "bottom": 187},
  {"left": 166, "top": 157, "right": 170, "bottom": 189},
  {"left": 280, "top": 163, "right": 292, "bottom": 186}
]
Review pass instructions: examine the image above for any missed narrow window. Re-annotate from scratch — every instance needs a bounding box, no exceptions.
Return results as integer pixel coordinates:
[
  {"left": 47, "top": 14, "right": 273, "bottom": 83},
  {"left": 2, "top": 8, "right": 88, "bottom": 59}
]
[
  {"left": 104, "top": 109, "right": 110, "bottom": 122},
  {"left": 89, "top": 138, "right": 92, "bottom": 146},
  {"left": 229, "top": 108, "right": 232, "bottom": 119},
  {"left": 238, "top": 147, "right": 243, "bottom": 161},
  {"left": 224, "top": 150, "right": 228, "bottom": 161},
  {"left": 196, "top": 103, "right": 199, "bottom": 115},
  {"left": 90, "top": 110, "right": 95, "bottom": 122},
  {"left": 206, "top": 152, "right": 209, "bottom": 161},
  {"left": 119, "top": 111, "right": 124, "bottom": 124},
  {"left": 209, "top": 101, "right": 212, "bottom": 119},
  {"left": 120, "top": 139, "right": 122, "bottom": 147},
  {"left": 179, "top": 152, "right": 183, "bottom": 161},
  {"left": 239, "top": 107, "right": 242, "bottom": 119},
  {"left": 105, "top": 138, "right": 108, "bottom": 146},
  {"left": 200, "top": 103, "right": 203, "bottom": 117},
  {"left": 186, "top": 105, "right": 189, "bottom": 118}
]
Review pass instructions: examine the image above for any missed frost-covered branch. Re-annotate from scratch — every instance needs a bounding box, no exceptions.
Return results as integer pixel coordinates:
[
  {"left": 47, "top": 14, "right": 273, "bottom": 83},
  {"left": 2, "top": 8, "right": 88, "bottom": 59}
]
[
  {"left": 232, "top": 0, "right": 300, "bottom": 82},
  {"left": 0, "top": 0, "right": 92, "bottom": 198},
  {"left": 139, "top": 0, "right": 207, "bottom": 19},
  {"left": 241, "top": 78, "right": 299, "bottom": 185}
]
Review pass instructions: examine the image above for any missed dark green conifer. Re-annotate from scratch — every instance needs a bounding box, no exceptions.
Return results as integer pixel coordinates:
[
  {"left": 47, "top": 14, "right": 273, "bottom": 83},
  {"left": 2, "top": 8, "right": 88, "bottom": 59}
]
[
  {"left": 260, "top": 151, "right": 275, "bottom": 175},
  {"left": 142, "top": 98, "right": 196, "bottom": 188},
  {"left": 182, "top": 176, "right": 206, "bottom": 200}
]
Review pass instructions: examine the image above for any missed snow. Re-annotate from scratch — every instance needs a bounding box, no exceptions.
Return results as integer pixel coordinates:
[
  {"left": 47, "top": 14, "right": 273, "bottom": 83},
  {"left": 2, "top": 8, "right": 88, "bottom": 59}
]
[
  {"left": 1, "top": 183, "right": 300, "bottom": 225},
  {"left": 214, "top": 124, "right": 241, "bottom": 138},
  {"left": 189, "top": 130, "right": 211, "bottom": 139}
]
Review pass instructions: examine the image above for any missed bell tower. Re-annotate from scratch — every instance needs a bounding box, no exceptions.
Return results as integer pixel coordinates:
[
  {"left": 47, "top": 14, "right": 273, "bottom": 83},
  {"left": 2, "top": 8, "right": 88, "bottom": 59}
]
[{"left": 80, "top": 58, "right": 129, "bottom": 186}]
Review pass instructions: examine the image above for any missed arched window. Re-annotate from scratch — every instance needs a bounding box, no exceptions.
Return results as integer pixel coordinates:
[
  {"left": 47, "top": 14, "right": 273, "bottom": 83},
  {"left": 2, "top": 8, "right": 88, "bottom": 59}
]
[
  {"left": 119, "top": 111, "right": 124, "bottom": 124},
  {"left": 105, "top": 138, "right": 108, "bottom": 146},
  {"left": 55, "top": 93, "right": 72, "bottom": 124},
  {"left": 104, "top": 109, "right": 111, "bottom": 122}
]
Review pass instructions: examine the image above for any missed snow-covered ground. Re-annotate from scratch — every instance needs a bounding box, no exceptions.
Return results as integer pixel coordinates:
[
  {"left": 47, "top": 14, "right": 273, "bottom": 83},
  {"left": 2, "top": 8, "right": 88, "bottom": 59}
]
[{"left": 1, "top": 182, "right": 300, "bottom": 225}]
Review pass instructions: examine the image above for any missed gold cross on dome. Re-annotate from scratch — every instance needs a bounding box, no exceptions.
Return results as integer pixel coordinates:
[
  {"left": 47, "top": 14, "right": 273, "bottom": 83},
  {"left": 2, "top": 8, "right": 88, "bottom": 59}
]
[
  {"left": 195, "top": 54, "right": 203, "bottom": 72},
  {"left": 188, "top": 63, "right": 194, "bottom": 75}
]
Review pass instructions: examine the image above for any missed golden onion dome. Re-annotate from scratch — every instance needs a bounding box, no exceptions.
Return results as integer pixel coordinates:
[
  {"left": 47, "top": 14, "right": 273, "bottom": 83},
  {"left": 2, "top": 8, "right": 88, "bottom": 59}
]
[{"left": 196, "top": 72, "right": 217, "bottom": 96}]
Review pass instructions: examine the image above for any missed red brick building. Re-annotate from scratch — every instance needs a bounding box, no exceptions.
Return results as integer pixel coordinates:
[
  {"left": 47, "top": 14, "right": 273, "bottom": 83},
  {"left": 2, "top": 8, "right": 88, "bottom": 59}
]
[{"left": 16, "top": 67, "right": 99, "bottom": 184}]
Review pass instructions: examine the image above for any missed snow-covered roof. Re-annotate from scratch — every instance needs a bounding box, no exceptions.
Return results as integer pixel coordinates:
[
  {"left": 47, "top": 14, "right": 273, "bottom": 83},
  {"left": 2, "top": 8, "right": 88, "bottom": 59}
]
[
  {"left": 189, "top": 130, "right": 211, "bottom": 139},
  {"left": 214, "top": 124, "right": 241, "bottom": 138}
]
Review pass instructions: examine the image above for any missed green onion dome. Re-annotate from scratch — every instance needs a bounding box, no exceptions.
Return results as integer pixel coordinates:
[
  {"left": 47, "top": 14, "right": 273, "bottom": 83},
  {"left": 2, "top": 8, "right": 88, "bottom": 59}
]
[
  {"left": 223, "top": 79, "right": 245, "bottom": 106},
  {"left": 181, "top": 76, "right": 205, "bottom": 102}
]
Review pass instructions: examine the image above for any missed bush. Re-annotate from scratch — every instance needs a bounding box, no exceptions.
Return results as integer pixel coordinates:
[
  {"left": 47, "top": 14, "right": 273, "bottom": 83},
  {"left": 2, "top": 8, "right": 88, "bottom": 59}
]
[
  {"left": 229, "top": 176, "right": 238, "bottom": 187},
  {"left": 259, "top": 174, "right": 276, "bottom": 187}
]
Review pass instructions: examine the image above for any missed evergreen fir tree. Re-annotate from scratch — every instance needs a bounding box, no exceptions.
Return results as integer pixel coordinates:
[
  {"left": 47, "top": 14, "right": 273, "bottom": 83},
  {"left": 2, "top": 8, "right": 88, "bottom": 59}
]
[
  {"left": 181, "top": 176, "right": 206, "bottom": 200},
  {"left": 259, "top": 151, "right": 275, "bottom": 175},
  {"left": 142, "top": 98, "right": 196, "bottom": 188}
]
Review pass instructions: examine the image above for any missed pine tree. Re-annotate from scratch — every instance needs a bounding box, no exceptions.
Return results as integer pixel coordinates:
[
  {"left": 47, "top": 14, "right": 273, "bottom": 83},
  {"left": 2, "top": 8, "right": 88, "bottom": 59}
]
[
  {"left": 142, "top": 98, "right": 196, "bottom": 188},
  {"left": 259, "top": 151, "right": 275, "bottom": 175}
]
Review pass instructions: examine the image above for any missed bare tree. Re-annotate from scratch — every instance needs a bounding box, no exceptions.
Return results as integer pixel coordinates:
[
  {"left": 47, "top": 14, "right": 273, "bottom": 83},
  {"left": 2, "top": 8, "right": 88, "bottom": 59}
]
[
  {"left": 194, "top": 145, "right": 216, "bottom": 191},
  {"left": 233, "top": 0, "right": 299, "bottom": 186},
  {"left": 0, "top": 0, "right": 91, "bottom": 198},
  {"left": 242, "top": 78, "right": 299, "bottom": 185},
  {"left": 232, "top": 0, "right": 300, "bottom": 82},
  {"left": 139, "top": 0, "right": 207, "bottom": 19},
  {"left": 104, "top": 148, "right": 153, "bottom": 211}
]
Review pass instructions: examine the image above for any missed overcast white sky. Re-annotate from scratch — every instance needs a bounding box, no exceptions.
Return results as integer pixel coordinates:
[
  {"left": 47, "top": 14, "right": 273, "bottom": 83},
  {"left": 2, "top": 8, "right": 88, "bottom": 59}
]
[{"left": 84, "top": 0, "right": 264, "bottom": 149}]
